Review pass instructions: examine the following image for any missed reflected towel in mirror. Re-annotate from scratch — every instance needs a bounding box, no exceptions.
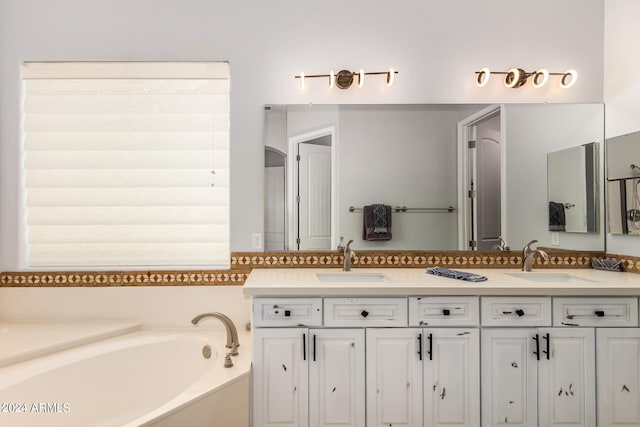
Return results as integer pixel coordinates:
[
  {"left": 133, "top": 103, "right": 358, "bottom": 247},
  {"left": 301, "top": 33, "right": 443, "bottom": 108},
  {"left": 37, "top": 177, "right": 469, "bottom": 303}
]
[
  {"left": 363, "top": 204, "right": 392, "bottom": 241},
  {"left": 549, "top": 201, "right": 566, "bottom": 231}
]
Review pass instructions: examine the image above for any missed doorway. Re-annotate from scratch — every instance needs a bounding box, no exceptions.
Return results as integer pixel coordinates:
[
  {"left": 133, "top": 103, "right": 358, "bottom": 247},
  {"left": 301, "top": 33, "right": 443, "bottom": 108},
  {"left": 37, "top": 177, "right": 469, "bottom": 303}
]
[
  {"left": 287, "top": 127, "right": 336, "bottom": 250},
  {"left": 457, "top": 106, "right": 504, "bottom": 251}
]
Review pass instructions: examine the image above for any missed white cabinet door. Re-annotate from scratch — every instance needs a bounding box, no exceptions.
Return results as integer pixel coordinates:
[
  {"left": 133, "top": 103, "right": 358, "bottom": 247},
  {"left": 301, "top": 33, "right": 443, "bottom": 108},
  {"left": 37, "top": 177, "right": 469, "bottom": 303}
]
[
  {"left": 366, "top": 328, "right": 422, "bottom": 427},
  {"left": 253, "top": 328, "right": 309, "bottom": 427},
  {"left": 597, "top": 328, "right": 640, "bottom": 426},
  {"left": 309, "top": 329, "right": 365, "bottom": 427},
  {"left": 538, "top": 328, "right": 595, "bottom": 427},
  {"left": 423, "top": 328, "right": 480, "bottom": 427},
  {"left": 481, "top": 328, "right": 538, "bottom": 427}
]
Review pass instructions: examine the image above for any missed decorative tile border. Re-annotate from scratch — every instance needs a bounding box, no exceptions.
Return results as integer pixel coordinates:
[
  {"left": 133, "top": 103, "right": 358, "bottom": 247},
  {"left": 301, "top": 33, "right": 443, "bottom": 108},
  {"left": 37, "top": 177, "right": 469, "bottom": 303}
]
[
  {"left": 231, "top": 250, "right": 602, "bottom": 270},
  {"left": 3, "top": 249, "right": 635, "bottom": 288},
  {"left": 0, "top": 270, "right": 251, "bottom": 287},
  {"left": 606, "top": 253, "right": 640, "bottom": 273}
]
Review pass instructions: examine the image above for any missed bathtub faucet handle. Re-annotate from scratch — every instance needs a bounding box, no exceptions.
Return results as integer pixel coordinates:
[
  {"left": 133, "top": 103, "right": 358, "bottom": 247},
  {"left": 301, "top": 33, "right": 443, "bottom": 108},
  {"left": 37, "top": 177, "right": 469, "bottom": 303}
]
[
  {"left": 223, "top": 353, "right": 234, "bottom": 368},
  {"left": 191, "top": 312, "right": 240, "bottom": 356}
]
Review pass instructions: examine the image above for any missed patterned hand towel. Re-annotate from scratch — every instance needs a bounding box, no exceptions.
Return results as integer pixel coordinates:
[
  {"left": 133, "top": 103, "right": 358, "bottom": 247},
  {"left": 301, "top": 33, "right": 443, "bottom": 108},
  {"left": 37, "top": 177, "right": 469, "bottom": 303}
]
[{"left": 426, "top": 267, "right": 487, "bottom": 282}]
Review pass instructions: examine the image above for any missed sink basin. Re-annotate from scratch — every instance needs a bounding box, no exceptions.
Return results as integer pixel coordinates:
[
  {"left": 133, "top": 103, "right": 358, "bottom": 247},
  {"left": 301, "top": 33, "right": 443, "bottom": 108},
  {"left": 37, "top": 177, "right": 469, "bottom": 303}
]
[
  {"left": 506, "top": 272, "right": 596, "bottom": 284},
  {"left": 316, "top": 272, "right": 389, "bottom": 282}
]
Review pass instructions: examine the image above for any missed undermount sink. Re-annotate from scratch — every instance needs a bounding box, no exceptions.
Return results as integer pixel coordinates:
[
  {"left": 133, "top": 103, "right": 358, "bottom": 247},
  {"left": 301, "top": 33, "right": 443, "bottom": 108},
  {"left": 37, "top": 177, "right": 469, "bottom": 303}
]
[
  {"left": 506, "top": 272, "right": 596, "bottom": 284},
  {"left": 316, "top": 272, "right": 389, "bottom": 282}
]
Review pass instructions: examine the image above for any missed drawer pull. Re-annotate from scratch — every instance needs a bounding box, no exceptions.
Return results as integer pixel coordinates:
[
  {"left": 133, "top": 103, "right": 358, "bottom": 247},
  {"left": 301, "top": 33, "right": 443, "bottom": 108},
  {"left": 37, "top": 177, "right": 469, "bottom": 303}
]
[
  {"left": 533, "top": 334, "right": 540, "bottom": 360},
  {"left": 542, "top": 333, "right": 550, "bottom": 360},
  {"left": 427, "top": 333, "right": 433, "bottom": 361},
  {"left": 284, "top": 310, "right": 291, "bottom": 317},
  {"left": 417, "top": 333, "right": 423, "bottom": 361},
  {"left": 595, "top": 310, "right": 605, "bottom": 317},
  {"left": 442, "top": 309, "right": 451, "bottom": 316},
  {"left": 515, "top": 309, "right": 525, "bottom": 317},
  {"left": 361, "top": 310, "right": 369, "bottom": 318}
]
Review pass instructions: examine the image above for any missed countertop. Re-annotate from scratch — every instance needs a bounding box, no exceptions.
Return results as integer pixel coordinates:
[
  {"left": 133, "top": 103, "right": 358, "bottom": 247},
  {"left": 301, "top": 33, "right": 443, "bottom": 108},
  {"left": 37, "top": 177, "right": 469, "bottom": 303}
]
[{"left": 242, "top": 268, "right": 640, "bottom": 296}]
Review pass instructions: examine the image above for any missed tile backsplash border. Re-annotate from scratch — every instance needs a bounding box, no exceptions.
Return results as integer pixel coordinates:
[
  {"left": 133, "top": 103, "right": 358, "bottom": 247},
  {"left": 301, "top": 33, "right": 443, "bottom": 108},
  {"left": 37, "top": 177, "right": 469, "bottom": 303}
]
[{"left": 1, "top": 250, "right": 638, "bottom": 287}]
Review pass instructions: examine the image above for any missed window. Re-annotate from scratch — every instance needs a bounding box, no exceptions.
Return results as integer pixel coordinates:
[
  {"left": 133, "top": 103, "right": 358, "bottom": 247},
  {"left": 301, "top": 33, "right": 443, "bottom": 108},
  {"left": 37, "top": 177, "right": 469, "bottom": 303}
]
[{"left": 22, "top": 62, "right": 230, "bottom": 268}]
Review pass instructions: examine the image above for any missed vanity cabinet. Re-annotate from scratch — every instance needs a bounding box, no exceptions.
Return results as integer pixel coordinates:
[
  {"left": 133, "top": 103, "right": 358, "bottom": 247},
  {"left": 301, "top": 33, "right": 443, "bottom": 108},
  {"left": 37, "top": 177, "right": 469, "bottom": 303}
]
[
  {"left": 251, "top": 293, "right": 638, "bottom": 427},
  {"left": 422, "top": 328, "right": 480, "bottom": 427},
  {"left": 596, "top": 328, "right": 640, "bottom": 426},
  {"left": 481, "top": 328, "right": 596, "bottom": 427},
  {"left": 253, "top": 327, "right": 365, "bottom": 427},
  {"left": 366, "top": 328, "right": 422, "bottom": 427}
]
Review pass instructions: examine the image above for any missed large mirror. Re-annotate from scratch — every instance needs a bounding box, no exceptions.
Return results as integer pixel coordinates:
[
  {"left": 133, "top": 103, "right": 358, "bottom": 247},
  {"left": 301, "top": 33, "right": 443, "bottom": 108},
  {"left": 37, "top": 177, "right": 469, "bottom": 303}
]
[
  {"left": 264, "top": 104, "right": 605, "bottom": 252},
  {"left": 606, "top": 130, "right": 640, "bottom": 235},
  {"left": 547, "top": 142, "right": 599, "bottom": 233}
]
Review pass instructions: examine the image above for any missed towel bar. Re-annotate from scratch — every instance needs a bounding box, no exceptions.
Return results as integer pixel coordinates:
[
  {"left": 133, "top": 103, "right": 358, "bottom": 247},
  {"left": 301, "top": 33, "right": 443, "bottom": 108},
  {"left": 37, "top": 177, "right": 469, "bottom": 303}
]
[{"left": 349, "top": 206, "right": 455, "bottom": 213}]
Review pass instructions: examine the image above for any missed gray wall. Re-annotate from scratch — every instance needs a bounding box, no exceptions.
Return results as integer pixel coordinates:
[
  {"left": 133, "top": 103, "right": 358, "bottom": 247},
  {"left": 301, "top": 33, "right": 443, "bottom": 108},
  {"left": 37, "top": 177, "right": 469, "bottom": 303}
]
[{"left": 0, "top": 0, "right": 607, "bottom": 269}]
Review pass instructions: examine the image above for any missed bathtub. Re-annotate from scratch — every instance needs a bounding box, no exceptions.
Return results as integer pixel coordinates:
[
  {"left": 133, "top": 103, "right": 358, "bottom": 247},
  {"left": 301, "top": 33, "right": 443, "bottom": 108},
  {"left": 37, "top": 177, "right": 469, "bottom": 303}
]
[{"left": 0, "top": 328, "right": 251, "bottom": 427}]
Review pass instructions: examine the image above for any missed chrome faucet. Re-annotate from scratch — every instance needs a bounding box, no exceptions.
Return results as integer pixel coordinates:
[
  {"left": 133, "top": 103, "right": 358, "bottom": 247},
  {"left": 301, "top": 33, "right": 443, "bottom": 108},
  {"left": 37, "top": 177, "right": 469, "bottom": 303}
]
[
  {"left": 492, "top": 236, "right": 511, "bottom": 251},
  {"left": 343, "top": 239, "right": 355, "bottom": 271},
  {"left": 521, "top": 239, "right": 549, "bottom": 272},
  {"left": 191, "top": 312, "right": 239, "bottom": 356}
]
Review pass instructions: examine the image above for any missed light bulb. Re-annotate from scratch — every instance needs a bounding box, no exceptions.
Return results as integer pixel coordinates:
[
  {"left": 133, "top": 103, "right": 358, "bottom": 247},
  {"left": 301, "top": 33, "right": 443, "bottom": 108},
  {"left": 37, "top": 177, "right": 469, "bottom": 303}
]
[
  {"left": 358, "top": 69, "right": 364, "bottom": 88},
  {"left": 504, "top": 68, "right": 521, "bottom": 88},
  {"left": 560, "top": 69, "right": 577, "bottom": 88},
  {"left": 532, "top": 69, "right": 549, "bottom": 88},
  {"left": 476, "top": 67, "right": 490, "bottom": 87},
  {"left": 386, "top": 68, "right": 395, "bottom": 87},
  {"left": 329, "top": 70, "right": 335, "bottom": 89},
  {"left": 299, "top": 72, "right": 305, "bottom": 90}
]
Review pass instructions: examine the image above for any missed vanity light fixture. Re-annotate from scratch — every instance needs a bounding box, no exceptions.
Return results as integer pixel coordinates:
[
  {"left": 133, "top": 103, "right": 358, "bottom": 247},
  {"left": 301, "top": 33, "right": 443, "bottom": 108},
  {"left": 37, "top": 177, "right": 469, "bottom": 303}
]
[
  {"left": 475, "top": 67, "right": 578, "bottom": 89},
  {"left": 295, "top": 68, "right": 398, "bottom": 90}
]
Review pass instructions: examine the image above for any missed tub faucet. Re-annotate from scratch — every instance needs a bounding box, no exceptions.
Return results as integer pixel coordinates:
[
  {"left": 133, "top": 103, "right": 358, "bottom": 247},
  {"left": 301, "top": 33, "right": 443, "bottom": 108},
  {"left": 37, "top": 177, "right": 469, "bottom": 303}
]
[
  {"left": 191, "top": 313, "right": 239, "bottom": 356},
  {"left": 521, "top": 239, "right": 549, "bottom": 272},
  {"left": 343, "top": 239, "right": 355, "bottom": 271}
]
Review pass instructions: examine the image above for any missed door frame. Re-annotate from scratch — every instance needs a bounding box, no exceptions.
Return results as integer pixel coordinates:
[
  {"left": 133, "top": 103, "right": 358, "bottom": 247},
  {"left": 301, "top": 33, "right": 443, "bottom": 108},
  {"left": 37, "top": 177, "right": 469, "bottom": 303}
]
[
  {"left": 287, "top": 126, "right": 337, "bottom": 251},
  {"left": 457, "top": 104, "right": 505, "bottom": 250}
]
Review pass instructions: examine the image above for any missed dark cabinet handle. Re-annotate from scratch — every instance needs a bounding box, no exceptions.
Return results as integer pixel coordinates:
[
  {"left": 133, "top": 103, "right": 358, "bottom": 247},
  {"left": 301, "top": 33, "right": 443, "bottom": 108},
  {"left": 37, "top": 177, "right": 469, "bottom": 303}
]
[
  {"left": 542, "top": 333, "right": 550, "bottom": 360},
  {"left": 595, "top": 310, "right": 605, "bottom": 317},
  {"left": 303, "top": 333, "right": 306, "bottom": 361},
  {"left": 313, "top": 334, "right": 316, "bottom": 362},
  {"left": 418, "top": 333, "right": 423, "bottom": 361},
  {"left": 515, "top": 309, "right": 525, "bottom": 317},
  {"left": 533, "top": 334, "right": 540, "bottom": 360},
  {"left": 427, "top": 333, "right": 433, "bottom": 361},
  {"left": 442, "top": 309, "right": 450, "bottom": 316},
  {"left": 285, "top": 310, "right": 291, "bottom": 317},
  {"left": 361, "top": 310, "right": 369, "bottom": 318}
]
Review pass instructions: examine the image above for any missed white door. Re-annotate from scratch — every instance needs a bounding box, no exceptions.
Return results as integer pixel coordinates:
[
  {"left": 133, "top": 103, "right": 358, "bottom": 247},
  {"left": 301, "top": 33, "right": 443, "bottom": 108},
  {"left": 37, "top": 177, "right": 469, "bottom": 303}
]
[
  {"left": 597, "top": 328, "right": 640, "bottom": 426},
  {"left": 253, "top": 328, "right": 309, "bottom": 427},
  {"left": 297, "top": 143, "right": 331, "bottom": 250},
  {"left": 538, "top": 328, "right": 595, "bottom": 427},
  {"left": 422, "top": 328, "right": 480, "bottom": 427},
  {"left": 471, "top": 112, "right": 501, "bottom": 250},
  {"left": 366, "top": 328, "right": 423, "bottom": 427},
  {"left": 481, "top": 328, "right": 538, "bottom": 427},
  {"left": 309, "top": 329, "right": 365, "bottom": 427}
]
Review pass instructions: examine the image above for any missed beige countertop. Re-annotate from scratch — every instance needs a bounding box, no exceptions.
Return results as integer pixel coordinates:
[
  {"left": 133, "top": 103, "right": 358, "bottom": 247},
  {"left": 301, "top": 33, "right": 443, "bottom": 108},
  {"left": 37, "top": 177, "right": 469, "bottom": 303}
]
[{"left": 242, "top": 268, "right": 640, "bottom": 296}]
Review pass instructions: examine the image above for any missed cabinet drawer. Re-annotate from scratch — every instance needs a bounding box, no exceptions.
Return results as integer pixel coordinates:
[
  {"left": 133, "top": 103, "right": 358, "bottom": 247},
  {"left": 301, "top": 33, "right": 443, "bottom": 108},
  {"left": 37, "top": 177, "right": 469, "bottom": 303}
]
[
  {"left": 408, "top": 296, "right": 479, "bottom": 326},
  {"left": 554, "top": 297, "right": 639, "bottom": 327},
  {"left": 253, "top": 297, "right": 322, "bottom": 327},
  {"left": 324, "top": 298, "right": 408, "bottom": 327},
  {"left": 481, "top": 297, "right": 552, "bottom": 326}
]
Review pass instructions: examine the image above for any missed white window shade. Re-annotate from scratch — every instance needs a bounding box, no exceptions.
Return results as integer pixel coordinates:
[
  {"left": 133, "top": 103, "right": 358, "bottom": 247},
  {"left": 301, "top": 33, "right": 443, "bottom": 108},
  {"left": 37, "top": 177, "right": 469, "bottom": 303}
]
[{"left": 22, "top": 62, "right": 230, "bottom": 268}]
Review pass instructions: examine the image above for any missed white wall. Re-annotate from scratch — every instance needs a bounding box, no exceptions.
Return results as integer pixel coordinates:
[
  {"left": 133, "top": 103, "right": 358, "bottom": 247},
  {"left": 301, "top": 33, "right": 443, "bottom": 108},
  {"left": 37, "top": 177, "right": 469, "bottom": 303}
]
[
  {"left": 0, "top": 0, "right": 606, "bottom": 269},
  {"left": 604, "top": 0, "right": 640, "bottom": 255},
  {"left": 504, "top": 104, "right": 605, "bottom": 250}
]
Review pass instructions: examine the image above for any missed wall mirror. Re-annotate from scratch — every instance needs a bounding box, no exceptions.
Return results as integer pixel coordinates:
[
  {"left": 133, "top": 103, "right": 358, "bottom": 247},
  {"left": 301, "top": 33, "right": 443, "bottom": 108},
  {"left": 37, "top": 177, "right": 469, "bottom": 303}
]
[
  {"left": 606, "top": 130, "right": 640, "bottom": 235},
  {"left": 547, "top": 142, "right": 599, "bottom": 233},
  {"left": 264, "top": 103, "right": 605, "bottom": 252}
]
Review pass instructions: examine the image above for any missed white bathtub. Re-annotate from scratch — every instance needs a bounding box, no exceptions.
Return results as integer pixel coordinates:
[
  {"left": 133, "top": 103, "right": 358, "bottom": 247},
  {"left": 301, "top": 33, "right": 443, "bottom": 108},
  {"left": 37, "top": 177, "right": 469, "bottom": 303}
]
[{"left": 0, "top": 328, "right": 251, "bottom": 427}]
